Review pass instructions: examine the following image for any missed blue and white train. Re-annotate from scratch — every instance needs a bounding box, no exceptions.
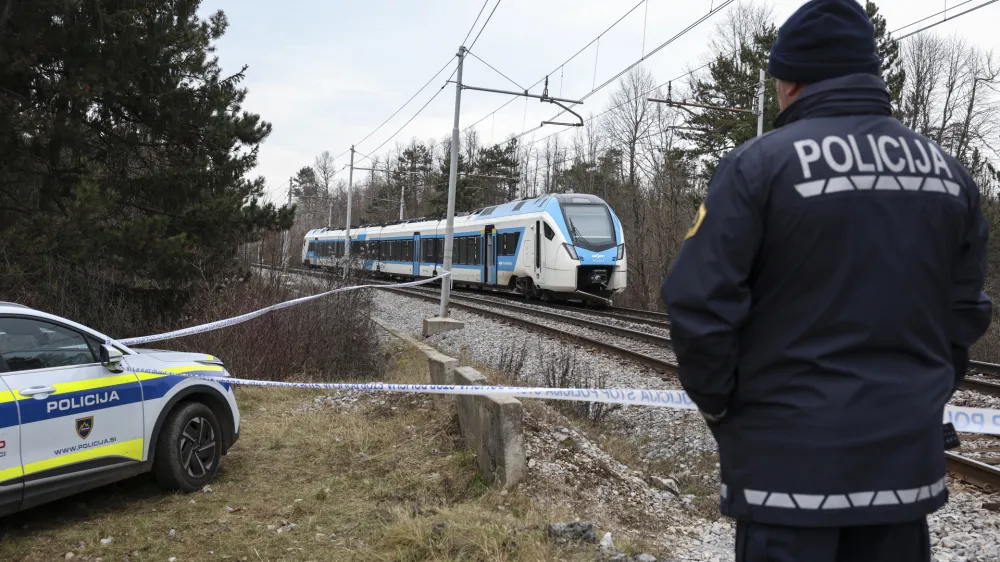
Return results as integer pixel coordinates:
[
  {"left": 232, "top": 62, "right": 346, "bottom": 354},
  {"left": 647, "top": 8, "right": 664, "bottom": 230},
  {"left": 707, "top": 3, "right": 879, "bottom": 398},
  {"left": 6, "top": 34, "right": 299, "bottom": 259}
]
[{"left": 301, "top": 193, "right": 627, "bottom": 303}]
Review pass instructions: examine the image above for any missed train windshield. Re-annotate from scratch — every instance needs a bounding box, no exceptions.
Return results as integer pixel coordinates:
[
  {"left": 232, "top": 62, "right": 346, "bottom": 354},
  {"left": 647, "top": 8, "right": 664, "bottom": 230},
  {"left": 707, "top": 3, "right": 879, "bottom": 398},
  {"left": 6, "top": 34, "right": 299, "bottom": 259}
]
[{"left": 561, "top": 204, "right": 616, "bottom": 252}]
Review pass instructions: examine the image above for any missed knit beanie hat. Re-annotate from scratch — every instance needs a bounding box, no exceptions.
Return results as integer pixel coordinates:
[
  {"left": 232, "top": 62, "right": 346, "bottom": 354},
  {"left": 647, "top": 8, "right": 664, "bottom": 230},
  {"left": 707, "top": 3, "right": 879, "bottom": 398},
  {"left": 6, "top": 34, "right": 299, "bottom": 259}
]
[{"left": 767, "top": 0, "right": 882, "bottom": 83}]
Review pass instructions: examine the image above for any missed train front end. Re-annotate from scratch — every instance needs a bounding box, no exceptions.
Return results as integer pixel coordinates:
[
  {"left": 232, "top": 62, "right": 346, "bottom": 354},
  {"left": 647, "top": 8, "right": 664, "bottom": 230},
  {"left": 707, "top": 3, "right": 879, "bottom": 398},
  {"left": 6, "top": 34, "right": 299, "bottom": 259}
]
[{"left": 547, "top": 194, "right": 627, "bottom": 302}]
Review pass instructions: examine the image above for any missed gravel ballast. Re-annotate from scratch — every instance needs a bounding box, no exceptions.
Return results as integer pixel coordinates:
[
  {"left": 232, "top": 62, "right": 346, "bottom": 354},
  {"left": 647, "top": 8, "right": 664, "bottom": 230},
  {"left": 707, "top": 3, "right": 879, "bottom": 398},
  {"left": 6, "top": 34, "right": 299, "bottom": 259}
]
[{"left": 366, "top": 287, "right": 1000, "bottom": 561}]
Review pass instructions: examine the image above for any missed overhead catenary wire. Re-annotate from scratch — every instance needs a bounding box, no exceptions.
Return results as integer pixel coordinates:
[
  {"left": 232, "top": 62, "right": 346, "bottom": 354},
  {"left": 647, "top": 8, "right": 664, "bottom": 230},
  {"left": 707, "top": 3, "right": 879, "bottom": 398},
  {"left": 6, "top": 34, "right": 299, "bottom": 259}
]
[
  {"left": 468, "top": 0, "right": 502, "bottom": 52},
  {"left": 513, "top": 0, "right": 736, "bottom": 143},
  {"left": 890, "top": 0, "right": 978, "bottom": 34},
  {"left": 354, "top": 67, "right": 456, "bottom": 166},
  {"left": 466, "top": 50, "right": 525, "bottom": 91},
  {"left": 461, "top": 0, "right": 491, "bottom": 46},
  {"left": 515, "top": 0, "right": 987, "bottom": 168},
  {"left": 895, "top": 0, "right": 998, "bottom": 40},
  {"left": 332, "top": 56, "right": 455, "bottom": 164},
  {"left": 459, "top": 0, "right": 648, "bottom": 135},
  {"left": 327, "top": 0, "right": 497, "bottom": 167},
  {"left": 351, "top": 2, "right": 503, "bottom": 167},
  {"left": 350, "top": 0, "right": 996, "bottom": 187}
]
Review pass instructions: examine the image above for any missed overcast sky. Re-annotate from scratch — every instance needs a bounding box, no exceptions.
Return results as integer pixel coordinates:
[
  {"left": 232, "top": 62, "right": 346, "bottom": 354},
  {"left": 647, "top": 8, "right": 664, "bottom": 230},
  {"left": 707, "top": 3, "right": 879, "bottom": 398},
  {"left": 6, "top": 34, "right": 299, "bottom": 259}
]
[{"left": 197, "top": 0, "right": 1000, "bottom": 204}]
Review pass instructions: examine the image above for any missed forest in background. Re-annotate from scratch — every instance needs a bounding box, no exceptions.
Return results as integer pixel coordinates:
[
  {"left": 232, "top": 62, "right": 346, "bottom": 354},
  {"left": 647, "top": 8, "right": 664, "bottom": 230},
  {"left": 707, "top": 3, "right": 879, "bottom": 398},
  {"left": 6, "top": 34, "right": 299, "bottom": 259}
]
[
  {"left": 288, "top": 2, "right": 1000, "bottom": 333},
  {"left": 2, "top": 1, "right": 999, "bottom": 359}
]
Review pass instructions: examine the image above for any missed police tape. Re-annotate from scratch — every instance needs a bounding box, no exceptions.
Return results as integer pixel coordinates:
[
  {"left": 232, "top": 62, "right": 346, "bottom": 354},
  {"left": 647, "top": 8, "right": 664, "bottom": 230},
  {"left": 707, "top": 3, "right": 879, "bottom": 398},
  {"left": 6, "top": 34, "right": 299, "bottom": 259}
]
[
  {"left": 133, "top": 367, "right": 1000, "bottom": 436},
  {"left": 117, "top": 272, "right": 451, "bottom": 346}
]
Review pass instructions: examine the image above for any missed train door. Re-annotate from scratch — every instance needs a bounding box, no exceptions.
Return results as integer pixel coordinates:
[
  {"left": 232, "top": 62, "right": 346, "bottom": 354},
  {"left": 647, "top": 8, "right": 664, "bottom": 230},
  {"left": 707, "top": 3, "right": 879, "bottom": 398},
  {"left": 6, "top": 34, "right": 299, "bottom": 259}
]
[
  {"left": 484, "top": 226, "right": 495, "bottom": 285},
  {"left": 534, "top": 220, "right": 542, "bottom": 279},
  {"left": 412, "top": 233, "right": 420, "bottom": 276},
  {"left": 521, "top": 223, "right": 534, "bottom": 270}
]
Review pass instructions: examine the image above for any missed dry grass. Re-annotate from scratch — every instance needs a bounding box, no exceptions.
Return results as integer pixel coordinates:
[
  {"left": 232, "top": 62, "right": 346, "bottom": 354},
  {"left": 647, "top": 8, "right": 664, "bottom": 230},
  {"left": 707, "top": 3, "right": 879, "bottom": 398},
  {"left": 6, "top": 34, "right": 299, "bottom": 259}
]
[{"left": 0, "top": 344, "right": 603, "bottom": 562}]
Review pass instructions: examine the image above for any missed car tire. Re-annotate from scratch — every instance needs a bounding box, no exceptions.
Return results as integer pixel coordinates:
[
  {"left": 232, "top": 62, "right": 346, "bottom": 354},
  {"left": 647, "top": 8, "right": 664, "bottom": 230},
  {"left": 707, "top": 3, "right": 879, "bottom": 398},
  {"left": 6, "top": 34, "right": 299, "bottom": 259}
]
[{"left": 153, "top": 402, "right": 223, "bottom": 492}]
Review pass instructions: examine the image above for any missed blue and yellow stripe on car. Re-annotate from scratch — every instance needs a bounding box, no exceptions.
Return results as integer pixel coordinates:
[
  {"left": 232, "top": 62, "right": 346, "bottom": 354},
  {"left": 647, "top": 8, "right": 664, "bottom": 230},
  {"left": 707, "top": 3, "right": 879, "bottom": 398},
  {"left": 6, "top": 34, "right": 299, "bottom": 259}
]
[
  {"left": 136, "top": 364, "right": 228, "bottom": 401},
  {"left": 4, "top": 364, "right": 228, "bottom": 425},
  {"left": 22, "top": 439, "right": 145, "bottom": 476},
  {"left": 0, "top": 388, "right": 18, "bottom": 430}
]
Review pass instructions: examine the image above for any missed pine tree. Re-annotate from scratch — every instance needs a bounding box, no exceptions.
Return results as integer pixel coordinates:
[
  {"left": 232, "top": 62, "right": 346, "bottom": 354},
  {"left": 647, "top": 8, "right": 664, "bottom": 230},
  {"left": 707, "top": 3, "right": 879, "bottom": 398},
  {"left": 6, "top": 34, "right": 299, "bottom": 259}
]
[
  {"left": 866, "top": 2, "right": 906, "bottom": 118},
  {"left": 429, "top": 142, "right": 476, "bottom": 215},
  {"left": 682, "top": 24, "right": 779, "bottom": 182},
  {"left": 293, "top": 166, "right": 320, "bottom": 199},
  {"left": 471, "top": 139, "right": 520, "bottom": 205},
  {"left": 0, "top": 1, "right": 291, "bottom": 294}
]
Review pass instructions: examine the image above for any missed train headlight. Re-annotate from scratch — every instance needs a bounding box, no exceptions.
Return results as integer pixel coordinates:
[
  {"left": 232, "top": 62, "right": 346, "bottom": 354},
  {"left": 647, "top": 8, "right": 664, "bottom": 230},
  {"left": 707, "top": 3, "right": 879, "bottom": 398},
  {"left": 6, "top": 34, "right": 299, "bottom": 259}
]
[
  {"left": 616, "top": 244, "right": 625, "bottom": 260},
  {"left": 562, "top": 243, "right": 580, "bottom": 261}
]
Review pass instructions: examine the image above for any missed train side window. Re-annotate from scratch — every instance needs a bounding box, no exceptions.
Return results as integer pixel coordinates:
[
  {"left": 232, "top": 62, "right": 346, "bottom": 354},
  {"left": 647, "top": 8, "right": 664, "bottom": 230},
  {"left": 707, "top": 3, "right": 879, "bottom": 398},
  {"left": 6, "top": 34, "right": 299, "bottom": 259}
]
[
  {"left": 435, "top": 238, "right": 443, "bottom": 263},
  {"left": 544, "top": 223, "right": 555, "bottom": 241},
  {"left": 473, "top": 237, "right": 481, "bottom": 265},
  {"left": 307, "top": 241, "right": 315, "bottom": 254}
]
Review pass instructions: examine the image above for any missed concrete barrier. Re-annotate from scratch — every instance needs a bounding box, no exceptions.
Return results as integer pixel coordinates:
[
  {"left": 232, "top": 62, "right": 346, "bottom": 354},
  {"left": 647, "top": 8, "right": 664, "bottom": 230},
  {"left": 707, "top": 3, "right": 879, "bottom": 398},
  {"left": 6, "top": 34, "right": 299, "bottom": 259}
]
[
  {"left": 453, "top": 366, "right": 526, "bottom": 490},
  {"left": 428, "top": 352, "right": 458, "bottom": 385},
  {"left": 375, "top": 318, "right": 526, "bottom": 489}
]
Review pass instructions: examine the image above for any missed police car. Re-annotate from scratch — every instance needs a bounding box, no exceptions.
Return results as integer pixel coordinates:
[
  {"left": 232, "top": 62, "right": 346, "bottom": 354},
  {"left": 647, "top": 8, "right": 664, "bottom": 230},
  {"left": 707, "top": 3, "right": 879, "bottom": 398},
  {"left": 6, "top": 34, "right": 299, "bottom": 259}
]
[{"left": 0, "top": 302, "right": 240, "bottom": 516}]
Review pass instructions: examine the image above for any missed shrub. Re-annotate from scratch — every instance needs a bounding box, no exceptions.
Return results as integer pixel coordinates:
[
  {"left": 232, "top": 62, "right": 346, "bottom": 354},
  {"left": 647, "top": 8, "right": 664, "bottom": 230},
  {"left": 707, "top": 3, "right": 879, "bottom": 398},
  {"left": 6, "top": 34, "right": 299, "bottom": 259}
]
[{"left": 0, "top": 262, "right": 384, "bottom": 383}]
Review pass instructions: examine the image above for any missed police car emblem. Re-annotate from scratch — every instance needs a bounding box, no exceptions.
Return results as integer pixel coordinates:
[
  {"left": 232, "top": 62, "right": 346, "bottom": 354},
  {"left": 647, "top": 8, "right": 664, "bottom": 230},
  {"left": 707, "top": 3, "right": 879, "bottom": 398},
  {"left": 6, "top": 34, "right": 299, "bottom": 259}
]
[{"left": 76, "top": 416, "right": 94, "bottom": 439}]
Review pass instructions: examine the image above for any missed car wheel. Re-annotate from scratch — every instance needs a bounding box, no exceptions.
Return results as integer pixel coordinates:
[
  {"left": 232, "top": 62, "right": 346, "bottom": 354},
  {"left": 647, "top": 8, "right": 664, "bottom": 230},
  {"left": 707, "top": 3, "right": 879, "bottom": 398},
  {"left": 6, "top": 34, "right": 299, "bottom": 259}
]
[{"left": 153, "top": 402, "right": 222, "bottom": 492}]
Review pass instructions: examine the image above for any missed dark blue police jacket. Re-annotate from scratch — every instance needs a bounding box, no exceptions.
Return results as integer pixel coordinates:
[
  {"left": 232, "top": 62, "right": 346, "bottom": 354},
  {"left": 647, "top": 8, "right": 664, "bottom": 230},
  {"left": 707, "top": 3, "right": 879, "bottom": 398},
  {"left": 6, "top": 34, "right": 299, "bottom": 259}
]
[{"left": 662, "top": 73, "right": 992, "bottom": 527}]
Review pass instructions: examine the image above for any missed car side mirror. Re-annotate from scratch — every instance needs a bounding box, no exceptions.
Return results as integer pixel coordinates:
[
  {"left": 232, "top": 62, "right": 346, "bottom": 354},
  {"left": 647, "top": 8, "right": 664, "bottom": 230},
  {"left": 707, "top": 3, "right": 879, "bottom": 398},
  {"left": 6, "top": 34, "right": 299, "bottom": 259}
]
[{"left": 100, "top": 344, "right": 124, "bottom": 371}]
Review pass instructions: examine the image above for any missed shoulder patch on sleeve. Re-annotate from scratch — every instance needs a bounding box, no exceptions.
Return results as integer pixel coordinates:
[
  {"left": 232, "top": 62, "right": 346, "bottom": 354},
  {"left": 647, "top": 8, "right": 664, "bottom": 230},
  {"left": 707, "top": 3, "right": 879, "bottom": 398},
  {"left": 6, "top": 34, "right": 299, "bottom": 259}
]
[{"left": 685, "top": 202, "right": 707, "bottom": 240}]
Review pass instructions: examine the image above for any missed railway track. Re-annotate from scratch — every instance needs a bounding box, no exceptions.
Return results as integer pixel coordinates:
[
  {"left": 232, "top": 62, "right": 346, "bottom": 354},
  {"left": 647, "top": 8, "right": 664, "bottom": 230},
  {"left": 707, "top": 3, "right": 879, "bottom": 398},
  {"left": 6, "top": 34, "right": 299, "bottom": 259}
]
[
  {"left": 261, "top": 263, "right": 670, "bottom": 329},
  {"left": 947, "top": 451, "right": 1000, "bottom": 490},
  {"left": 388, "top": 286, "right": 677, "bottom": 373},
  {"left": 258, "top": 263, "right": 1000, "bottom": 490}
]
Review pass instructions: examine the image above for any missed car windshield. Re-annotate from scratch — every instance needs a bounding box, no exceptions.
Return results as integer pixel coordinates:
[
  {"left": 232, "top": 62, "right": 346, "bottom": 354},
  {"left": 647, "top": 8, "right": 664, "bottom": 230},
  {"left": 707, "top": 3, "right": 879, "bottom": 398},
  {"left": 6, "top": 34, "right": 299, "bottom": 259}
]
[{"left": 561, "top": 204, "right": 616, "bottom": 251}]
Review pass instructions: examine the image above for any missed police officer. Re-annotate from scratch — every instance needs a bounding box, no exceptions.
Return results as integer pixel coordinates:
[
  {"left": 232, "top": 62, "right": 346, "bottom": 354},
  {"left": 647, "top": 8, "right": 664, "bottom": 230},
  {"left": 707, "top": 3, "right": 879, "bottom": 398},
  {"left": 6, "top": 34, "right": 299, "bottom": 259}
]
[{"left": 661, "top": 0, "right": 993, "bottom": 560}]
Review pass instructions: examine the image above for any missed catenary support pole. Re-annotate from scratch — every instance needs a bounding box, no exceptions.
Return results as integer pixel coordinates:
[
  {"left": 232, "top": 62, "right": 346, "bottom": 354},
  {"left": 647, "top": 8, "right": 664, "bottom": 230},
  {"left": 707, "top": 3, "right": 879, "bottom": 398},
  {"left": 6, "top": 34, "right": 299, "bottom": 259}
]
[
  {"left": 400, "top": 183, "right": 405, "bottom": 220},
  {"left": 285, "top": 176, "right": 293, "bottom": 268},
  {"left": 327, "top": 185, "right": 334, "bottom": 227},
  {"left": 757, "top": 68, "right": 765, "bottom": 138},
  {"left": 439, "top": 46, "right": 466, "bottom": 318},
  {"left": 345, "top": 145, "right": 355, "bottom": 270}
]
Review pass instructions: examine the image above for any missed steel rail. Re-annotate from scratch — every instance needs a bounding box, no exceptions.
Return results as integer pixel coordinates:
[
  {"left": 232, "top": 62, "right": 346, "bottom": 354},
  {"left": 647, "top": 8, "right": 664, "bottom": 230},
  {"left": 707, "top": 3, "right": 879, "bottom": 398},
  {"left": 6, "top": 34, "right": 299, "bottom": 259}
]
[
  {"left": 945, "top": 452, "right": 1000, "bottom": 490},
  {"left": 387, "top": 286, "right": 677, "bottom": 373}
]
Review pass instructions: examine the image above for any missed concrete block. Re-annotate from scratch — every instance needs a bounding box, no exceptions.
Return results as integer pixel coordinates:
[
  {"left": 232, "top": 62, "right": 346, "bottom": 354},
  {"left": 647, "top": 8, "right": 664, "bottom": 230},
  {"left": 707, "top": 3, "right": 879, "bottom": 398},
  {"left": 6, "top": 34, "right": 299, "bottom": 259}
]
[
  {"left": 423, "top": 317, "right": 464, "bottom": 337},
  {"left": 453, "top": 366, "right": 526, "bottom": 489},
  {"left": 427, "top": 352, "right": 458, "bottom": 385},
  {"left": 373, "top": 318, "right": 437, "bottom": 354}
]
